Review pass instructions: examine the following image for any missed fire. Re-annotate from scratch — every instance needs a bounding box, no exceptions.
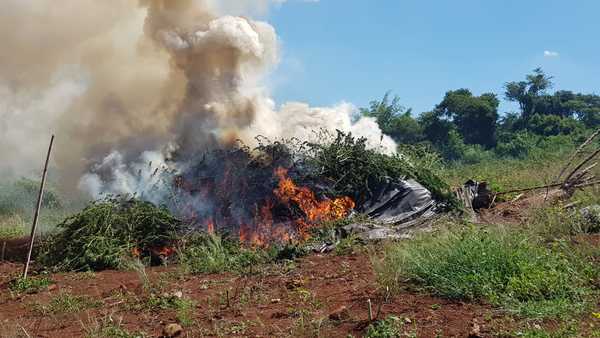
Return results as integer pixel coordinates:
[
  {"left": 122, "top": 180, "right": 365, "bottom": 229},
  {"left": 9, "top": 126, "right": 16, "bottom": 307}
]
[
  {"left": 274, "top": 167, "right": 355, "bottom": 239},
  {"left": 192, "top": 166, "right": 354, "bottom": 247},
  {"left": 153, "top": 246, "right": 175, "bottom": 257}
]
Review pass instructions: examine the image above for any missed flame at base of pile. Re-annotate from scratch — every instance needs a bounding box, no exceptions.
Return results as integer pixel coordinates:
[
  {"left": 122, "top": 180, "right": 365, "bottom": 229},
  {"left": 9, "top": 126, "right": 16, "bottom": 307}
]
[{"left": 176, "top": 160, "right": 355, "bottom": 247}]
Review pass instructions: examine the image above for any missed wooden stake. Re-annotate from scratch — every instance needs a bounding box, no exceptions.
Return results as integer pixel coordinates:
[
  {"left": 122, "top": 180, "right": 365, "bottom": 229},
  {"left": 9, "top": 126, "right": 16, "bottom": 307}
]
[
  {"left": 22, "top": 135, "right": 55, "bottom": 279},
  {"left": 367, "top": 298, "right": 373, "bottom": 321}
]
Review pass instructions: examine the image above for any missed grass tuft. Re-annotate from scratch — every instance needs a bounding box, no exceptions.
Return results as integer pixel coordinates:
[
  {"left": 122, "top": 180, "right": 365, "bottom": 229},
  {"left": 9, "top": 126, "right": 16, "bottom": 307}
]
[
  {"left": 33, "top": 292, "right": 101, "bottom": 315},
  {"left": 364, "top": 316, "right": 410, "bottom": 338},
  {"left": 82, "top": 314, "right": 147, "bottom": 338},
  {"left": 8, "top": 276, "right": 52, "bottom": 295},
  {"left": 177, "top": 233, "right": 275, "bottom": 274}
]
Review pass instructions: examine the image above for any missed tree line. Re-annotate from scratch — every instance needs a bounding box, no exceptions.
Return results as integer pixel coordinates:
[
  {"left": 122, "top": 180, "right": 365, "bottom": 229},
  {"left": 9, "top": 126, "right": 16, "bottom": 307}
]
[{"left": 362, "top": 68, "right": 600, "bottom": 162}]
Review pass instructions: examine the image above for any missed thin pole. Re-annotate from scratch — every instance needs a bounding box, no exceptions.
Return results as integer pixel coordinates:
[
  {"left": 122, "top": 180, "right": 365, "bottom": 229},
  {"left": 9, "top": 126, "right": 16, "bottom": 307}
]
[{"left": 22, "top": 135, "right": 55, "bottom": 279}]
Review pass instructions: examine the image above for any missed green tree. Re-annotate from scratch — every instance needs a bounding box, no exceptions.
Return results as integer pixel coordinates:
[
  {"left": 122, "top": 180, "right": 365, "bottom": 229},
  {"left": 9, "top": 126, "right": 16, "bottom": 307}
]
[
  {"left": 504, "top": 68, "right": 553, "bottom": 120},
  {"left": 418, "top": 110, "right": 455, "bottom": 146},
  {"left": 434, "top": 89, "right": 499, "bottom": 148},
  {"left": 361, "top": 92, "right": 424, "bottom": 144}
]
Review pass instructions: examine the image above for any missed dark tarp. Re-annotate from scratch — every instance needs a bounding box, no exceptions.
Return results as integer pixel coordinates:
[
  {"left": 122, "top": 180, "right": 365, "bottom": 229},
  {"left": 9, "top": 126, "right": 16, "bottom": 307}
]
[
  {"left": 327, "top": 178, "right": 439, "bottom": 242},
  {"left": 360, "top": 178, "right": 437, "bottom": 225}
]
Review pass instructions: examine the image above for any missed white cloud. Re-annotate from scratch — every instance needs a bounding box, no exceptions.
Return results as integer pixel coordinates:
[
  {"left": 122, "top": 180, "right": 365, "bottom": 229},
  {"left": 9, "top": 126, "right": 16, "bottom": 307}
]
[{"left": 544, "top": 50, "right": 559, "bottom": 57}]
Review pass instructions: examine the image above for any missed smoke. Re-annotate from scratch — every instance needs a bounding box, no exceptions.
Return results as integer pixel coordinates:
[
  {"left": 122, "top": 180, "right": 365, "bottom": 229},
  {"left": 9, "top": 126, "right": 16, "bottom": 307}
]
[{"left": 0, "top": 0, "right": 396, "bottom": 197}]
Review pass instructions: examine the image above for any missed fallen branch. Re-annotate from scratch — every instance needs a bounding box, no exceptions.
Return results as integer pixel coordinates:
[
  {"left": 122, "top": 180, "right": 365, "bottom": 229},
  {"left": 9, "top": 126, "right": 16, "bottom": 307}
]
[
  {"left": 555, "top": 128, "right": 600, "bottom": 183},
  {"left": 495, "top": 182, "right": 563, "bottom": 196},
  {"left": 562, "top": 148, "right": 600, "bottom": 189}
]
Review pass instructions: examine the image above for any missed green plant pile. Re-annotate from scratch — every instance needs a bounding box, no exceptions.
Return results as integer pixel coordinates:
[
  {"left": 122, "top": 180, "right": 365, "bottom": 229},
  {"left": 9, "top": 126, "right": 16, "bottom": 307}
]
[
  {"left": 374, "top": 226, "right": 600, "bottom": 319},
  {"left": 303, "top": 130, "right": 458, "bottom": 209},
  {"left": 38, "top": 197, "right": 182, "bottom": 271}
]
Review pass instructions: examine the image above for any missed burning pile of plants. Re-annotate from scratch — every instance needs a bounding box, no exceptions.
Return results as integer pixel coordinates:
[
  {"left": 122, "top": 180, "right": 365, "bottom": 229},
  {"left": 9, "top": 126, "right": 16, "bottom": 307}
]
[{"left": 39, "top": 131, "right": 457, "bottom": 271}]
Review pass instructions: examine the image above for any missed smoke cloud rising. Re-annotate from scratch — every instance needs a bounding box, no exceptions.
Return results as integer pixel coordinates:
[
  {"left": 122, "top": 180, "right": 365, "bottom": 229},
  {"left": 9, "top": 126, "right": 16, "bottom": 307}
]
[{"left": 0, "top": 0, "right": 396, "bottom": 196}]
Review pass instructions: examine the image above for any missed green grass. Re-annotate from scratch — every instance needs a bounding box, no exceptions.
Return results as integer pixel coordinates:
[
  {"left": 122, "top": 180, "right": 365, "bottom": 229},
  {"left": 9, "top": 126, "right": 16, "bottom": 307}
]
[
  {"left": 365, "top": 316, "right": 413, "bottom": 338},
  {"left": 82, "top": 315, "right": 147, "bottom": 338},
  {"left": 0, "top": 215, "right": 26, "bottom": 240},
  {"left": 8, "top": 276, "right": 52, "bottom": 295},
  {"left": 33, "top": 292, "right": 101, "bottom": 315},
  {"left": 374, "top": 225, "right": 599, "bottom": 319},
  {"left": 177, "top": 233, "right": 276, "bottom": 275}
]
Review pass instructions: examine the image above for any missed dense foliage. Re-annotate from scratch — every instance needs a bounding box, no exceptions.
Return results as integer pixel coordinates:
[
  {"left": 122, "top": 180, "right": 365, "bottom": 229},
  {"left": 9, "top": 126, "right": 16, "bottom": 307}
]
[
  {"left": 364, "top": 69, "right": 600, "bottom": 163},
  {"left": 38, "top": 197, "right": 182, "bottom": 271},
  {"left": 303, "top": 131, "right": 457, "bottom": 208}
]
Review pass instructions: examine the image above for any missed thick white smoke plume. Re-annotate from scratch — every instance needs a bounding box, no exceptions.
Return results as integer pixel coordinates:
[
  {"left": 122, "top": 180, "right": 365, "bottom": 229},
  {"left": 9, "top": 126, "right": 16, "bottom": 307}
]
[{"left": 0, "top": 0, "right": 396, "bottom": 197}]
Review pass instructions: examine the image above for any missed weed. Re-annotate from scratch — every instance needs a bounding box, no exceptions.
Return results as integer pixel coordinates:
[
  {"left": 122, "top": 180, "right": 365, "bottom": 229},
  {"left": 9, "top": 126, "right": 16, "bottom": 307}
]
[
  {"left": 334, "top": 233, "right": 361, "bottom": 256},
  {"left": 374, "top": 226, "right": 599, "bottom": 319},
  {"left": 516, "top": 322, "right": 580, "bottom": 338},
  {"left": 33, "top": 291, "right": 101, "bottom": 315},
  {"left": 0, "top": 215, "right": 26, "bottom": 239},
  {"left": 82, "top": 314, "right": 147, "bottom": 338},
  {"left": 289, "top": 310, "right": 326, "bottom": 338},
  {"left": 175, "top": 297, "right": 196, "bottom": 327},
  {"left": 66, "top": 271, "right": 97, "bottom": 281},
  {"left": 8, "top": 276, "right": 52, "bottom": 294},
  {"left": 364, "top": 316, "right": 404, "bottom": 338},
  {"left": 177, "top": 233, "right": 273, "bottom": 274},
  {"left": 213, "top": 320, "right": 250, "bottom": 337}
]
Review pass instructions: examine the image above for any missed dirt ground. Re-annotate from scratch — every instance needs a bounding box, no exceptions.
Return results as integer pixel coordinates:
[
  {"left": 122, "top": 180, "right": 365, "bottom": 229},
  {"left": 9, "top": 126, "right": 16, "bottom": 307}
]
[
  {"left": 1, "top": 193, "right": 597, "bottom": 338},
  {"left": 0, "top": 251, "right": 518, "bottom": 338}
]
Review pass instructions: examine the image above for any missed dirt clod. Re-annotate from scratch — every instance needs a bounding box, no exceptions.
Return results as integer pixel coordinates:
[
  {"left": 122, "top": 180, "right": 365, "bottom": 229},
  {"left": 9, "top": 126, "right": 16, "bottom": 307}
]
[
  {"left": 329, "top": 306, "right": 351, "bottom": 321},
  {"left": 162, "top": 323, "right": 183, "bottom": 337}
]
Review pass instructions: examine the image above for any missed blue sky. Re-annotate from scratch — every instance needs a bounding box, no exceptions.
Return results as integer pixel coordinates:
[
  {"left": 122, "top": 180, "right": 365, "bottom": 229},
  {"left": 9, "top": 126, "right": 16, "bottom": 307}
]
[{"left": 264, "top": 0, "right": 600, "bottom": 116}]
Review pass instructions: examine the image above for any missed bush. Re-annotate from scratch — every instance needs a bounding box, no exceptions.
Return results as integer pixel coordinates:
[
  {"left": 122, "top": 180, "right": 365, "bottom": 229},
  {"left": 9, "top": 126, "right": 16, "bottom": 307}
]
[
  {"left": 374, "top": 226, "right": 599, "bottom": 319},
  {"left": 38, "top": 197, "right": 182, "bottom": 271}
]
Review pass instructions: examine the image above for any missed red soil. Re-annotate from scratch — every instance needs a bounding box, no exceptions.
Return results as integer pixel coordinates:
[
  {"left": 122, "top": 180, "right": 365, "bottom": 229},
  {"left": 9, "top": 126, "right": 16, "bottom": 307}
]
[{"left": 0, "top": 253, "right": 508, "bottom": 338}]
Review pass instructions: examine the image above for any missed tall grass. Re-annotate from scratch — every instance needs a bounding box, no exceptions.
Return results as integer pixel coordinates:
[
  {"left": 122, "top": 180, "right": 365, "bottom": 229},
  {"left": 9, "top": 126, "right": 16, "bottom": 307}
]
[
  {"left": 177, "top": 234, "right": 275, "bottom": 274},
  {"left": 374, "top": 225, "right": 599, "bottom": 319}
]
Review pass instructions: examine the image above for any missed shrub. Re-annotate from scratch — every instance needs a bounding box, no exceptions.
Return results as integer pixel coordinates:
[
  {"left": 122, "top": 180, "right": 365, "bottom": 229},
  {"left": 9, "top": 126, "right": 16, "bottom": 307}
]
[
  {"left": 374, "top": 226, "right": 599, "bottom": 319},
  {"left": 38, "top": 197, "right": 182, "bottom": 271}
]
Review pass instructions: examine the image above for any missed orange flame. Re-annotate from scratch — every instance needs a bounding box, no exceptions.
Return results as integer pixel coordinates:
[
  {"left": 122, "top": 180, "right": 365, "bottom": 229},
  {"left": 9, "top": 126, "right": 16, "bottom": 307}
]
[
  {"left": 131, "top": 247, "right": 141, "bottom": 257},
  {"left": 210, "top": 167, "right": 354, "bottom": 247},
  {"left": 274, "top": 167, "right": 354, "bottom": 239},
  {"left": 153, "top": 246, "right": 175, "bottom": 257}
]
